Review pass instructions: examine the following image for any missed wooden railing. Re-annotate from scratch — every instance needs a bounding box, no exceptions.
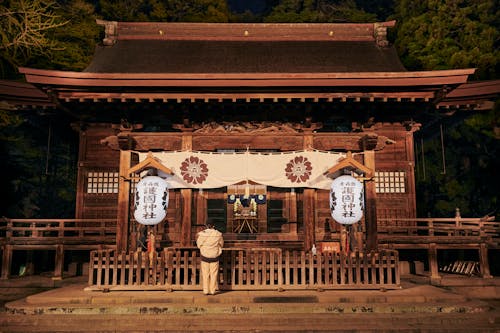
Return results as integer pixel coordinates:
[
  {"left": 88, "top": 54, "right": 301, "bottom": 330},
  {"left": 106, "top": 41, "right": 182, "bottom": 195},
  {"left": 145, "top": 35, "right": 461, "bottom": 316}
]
[
  {"left": 378, "top": 217, "right": 500, "bottom": 247},
  {"left": 2, "top": 217, "right": 497, "bottom": 250},
  {"left": 2, "top": 216, "right": 498, "bottom": 282},
  {"left": 0, "top": 218, "right": 116, "bottom": 279},
  {"left": 0, "top": 218, "right": 116, "bottom": 245},
  {"left": 87, "top": 248, "right": 400, "bottom": 291}
]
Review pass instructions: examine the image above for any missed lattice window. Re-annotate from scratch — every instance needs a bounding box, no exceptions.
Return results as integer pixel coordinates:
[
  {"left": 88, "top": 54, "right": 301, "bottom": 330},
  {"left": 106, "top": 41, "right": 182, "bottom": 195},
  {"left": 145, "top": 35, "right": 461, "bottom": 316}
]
[
  {"left": 375, "top": 171, "right": 406, "bottom": 193},
  {"left": 86, "top": 171, "right": 119, "bottom": 194}
]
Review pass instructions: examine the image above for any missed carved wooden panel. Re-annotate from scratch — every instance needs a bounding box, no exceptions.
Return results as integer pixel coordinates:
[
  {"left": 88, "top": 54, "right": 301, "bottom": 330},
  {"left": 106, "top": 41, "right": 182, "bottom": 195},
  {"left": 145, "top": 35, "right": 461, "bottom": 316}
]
[
  {"left": 192, "top": 135, "right": 303, "bottom": 151},
  {"left": 101, "top": 134, "right": 183, "bottom": 151}
]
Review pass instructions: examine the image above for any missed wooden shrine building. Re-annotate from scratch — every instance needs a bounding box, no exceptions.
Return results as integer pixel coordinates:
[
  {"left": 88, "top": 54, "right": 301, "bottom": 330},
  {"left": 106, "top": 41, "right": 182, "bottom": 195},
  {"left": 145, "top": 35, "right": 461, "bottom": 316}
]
[{"left": 2, "top": 20, "right": 499, "bottom": 289}]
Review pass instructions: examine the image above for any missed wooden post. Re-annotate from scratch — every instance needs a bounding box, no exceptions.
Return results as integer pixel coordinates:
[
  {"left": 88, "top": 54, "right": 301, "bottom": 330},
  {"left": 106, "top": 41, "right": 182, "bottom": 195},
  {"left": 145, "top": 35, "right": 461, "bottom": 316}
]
[
  {"left": 428, "top": 243, "right": 440, "bottom": 284},
  {"left": 180, "top": 129, "right": 193, "bottom": 247},
  {"left": 479, "top": 243, "right": 492, "bottom": 278},
  {"left": 180, "top": 189, "right": 192, "bottom": 246},
  {"left": 53, "top": 244, "right": 64, "bottom": 280},
  {"left": 303, "top": 188, "right": 315, "bottom": 251},
  {"left": 196, "top": 189, "right": 207, "bottom": 227},
  {"left": 116, "top": 150, "right": 132, "bottom": 252},
  {"left": 1, "top": 245, "right": 12, "bottom": 279},
  {"left": 364, "top": 150, "right": 378, "bottom": 251},
  {"left": 303, "top": 129, "right": 314, "bottom": 251},
  {"left": 75, "top": 129, "right": 88, "bottom": 219},
  {"left": 404, "top": 130, "right": 418, "bottom": 218},
  {"left": 289, "top": 189, "right": 298, "bottom": 235},
  {"left": 25, "top": 250, "right": 35, "bottom": 275}
]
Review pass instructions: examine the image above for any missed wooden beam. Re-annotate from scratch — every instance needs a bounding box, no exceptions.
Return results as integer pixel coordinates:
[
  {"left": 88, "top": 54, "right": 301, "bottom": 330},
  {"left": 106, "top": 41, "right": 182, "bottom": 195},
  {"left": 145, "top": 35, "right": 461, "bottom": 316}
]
[
  {"left": 116, "top": 150, "right": 131, "bottom": 252},
  {"left": 180, "top": 130, "right": 193, "bottom": 247},
  {"left": 180, "top": 189, "right": 192, "bottom": 247},
  {"left": 288, "top": 190, "right": 298, "bottom": 235},
  {"left": 303, "top": 189, "right": 315, "bottom": 251},
  {"left": 479, "top": 243, "right": 492, "bottom": 278},
  {"left": 1, "top": 245, "right": 12, "bottom": 280},
  {"left": 364, "top": 150, "right": 377, "bottom": 251},
  {"left": 405, "top": 131, "right": 418, "bottom": 218},
  {"left": 428, "top": 243, "right": 440, "bottom": 283},
  {"left": 196, "top": 190, "right": 207, "bottom": 226},
  {"left": 53, "top": 244, "right": 64, "bottom": 280}
]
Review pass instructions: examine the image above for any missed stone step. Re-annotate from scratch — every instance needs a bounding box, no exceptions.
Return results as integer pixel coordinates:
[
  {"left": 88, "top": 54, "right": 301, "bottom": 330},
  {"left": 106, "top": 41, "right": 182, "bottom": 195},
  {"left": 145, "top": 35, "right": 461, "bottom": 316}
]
[
  {"left": 2, "top": 277, "right": 499, "bottom": 332},
  {"left": 5, "top": 299, "right": 492, "bottom": 315},
  {"left": 1, "top": 312, "right": 499, "bottom": 332}
]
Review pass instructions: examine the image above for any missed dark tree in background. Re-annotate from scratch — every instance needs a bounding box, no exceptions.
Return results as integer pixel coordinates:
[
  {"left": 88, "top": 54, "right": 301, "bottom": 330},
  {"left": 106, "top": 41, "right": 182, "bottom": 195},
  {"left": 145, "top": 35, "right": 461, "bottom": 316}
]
[
  {"left": 264, "top": 0, "right": 377, "bottom": 22},
  {"left": 0, "top": 0, "right": 498, "bottom": 219},
  {"left": 391, "top": 0, "right": 499, "bottom": 218},
  {"left": 415, "top": 103, "right": 499, "bottom": 218},
  {"left": 392, "top": 0, "right": 498, "bottom": 80}
]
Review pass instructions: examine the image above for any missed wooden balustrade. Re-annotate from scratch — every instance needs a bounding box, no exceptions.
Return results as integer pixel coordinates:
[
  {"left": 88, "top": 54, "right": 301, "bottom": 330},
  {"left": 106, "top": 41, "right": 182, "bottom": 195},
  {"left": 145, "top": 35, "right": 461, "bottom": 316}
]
[
  {"left": 378, "top": 217, "right": 500, "bottom": 247},
  {"left": 1, "top": 216, "right": 498, "bottom": 282},
  {"left": 2, "top": 218, "right": 116, "bottom": 244},
  {"left": 0, "top": 218, "right": 116, "bottom": 279},
  {"left": 87, "top": 248, "right": 400, "bottom": 291}
]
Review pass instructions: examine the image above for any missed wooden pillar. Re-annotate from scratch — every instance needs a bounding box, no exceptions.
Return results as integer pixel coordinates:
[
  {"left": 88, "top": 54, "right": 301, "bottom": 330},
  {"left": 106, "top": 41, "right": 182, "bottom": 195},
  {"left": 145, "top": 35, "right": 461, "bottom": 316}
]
[
  {"left": 479, "top": 243, "right": 492, "bottom": 278},
  {"left": 180, "top": 130, "right": 193, "bottom": 247},
  {"left": 25, "top": 250, "right": 35, "bottom": 275},
  {"left": 180, "top": 189, "right": 192, "bottom": 246},
  {"left": 75, "top": 129, "right": 88, "bottom": 219},
  {"left": 53, "top": 244, "right": 64, "bottom": 280},
  {"left": 303, "top": 129, "right": 314, "bottom": 250},
  {"left": 289, "top": 190, "right": 298, "bottom": 235},
  {"left": 1, "top": 245, "right": 12, "bottom": 279},
  {"left": 303, "top": 188, "right": 315, "bottom": 251},
  {"left": 405, "top": 131, "right": 417, "bottom": 218},
  {"left": 116, "top": 150, "right": 132, "bottom": 252},
  {"left": 364, "top": 150, "right": 378, "bottom": 251},
  {"left": 196, "top": 189, "right": 207, "bottom": 227},
  {"left": 428, "top": 243, "right": 440, "bottom": 284}
]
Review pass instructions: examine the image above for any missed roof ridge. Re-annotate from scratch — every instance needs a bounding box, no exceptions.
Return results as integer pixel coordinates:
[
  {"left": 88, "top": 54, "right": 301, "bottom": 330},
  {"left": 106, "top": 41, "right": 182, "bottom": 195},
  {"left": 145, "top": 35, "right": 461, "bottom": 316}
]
[{"left": 96, "top": 20, "right": 395, "bottom": 45}]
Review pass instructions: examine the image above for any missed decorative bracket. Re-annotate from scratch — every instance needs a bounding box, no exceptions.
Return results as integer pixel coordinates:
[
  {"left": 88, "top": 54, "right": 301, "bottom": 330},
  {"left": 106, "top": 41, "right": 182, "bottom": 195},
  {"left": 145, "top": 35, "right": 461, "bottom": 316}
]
[
  {"left": 96, "top": 19, "right": 117, "bottom": 46},
  {"left": 324, "top": 151, "right": 374, "bottom": 180},
  {"left": 126, "top": 152, "right": 174, "bottom": 179}
]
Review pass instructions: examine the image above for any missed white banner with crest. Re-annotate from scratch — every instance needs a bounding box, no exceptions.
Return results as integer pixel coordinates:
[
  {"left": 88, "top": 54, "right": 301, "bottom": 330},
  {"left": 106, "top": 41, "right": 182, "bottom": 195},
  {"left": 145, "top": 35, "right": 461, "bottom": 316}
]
[{"left": 137, "top": 150, "right": 345, "bottom": 190}]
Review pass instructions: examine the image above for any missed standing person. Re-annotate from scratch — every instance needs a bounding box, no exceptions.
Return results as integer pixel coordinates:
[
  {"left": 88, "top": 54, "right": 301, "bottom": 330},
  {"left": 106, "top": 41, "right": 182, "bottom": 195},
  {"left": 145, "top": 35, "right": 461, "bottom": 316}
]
[{"left": 196, "top": 223, "right": 224, "bottom": 295}]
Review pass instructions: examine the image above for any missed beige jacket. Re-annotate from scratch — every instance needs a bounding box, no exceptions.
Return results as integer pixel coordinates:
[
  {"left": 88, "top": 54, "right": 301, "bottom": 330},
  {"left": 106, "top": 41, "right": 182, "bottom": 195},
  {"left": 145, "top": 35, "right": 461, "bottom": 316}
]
[{"left": 196, "top": 228, "right": 224, "bottom": 259}]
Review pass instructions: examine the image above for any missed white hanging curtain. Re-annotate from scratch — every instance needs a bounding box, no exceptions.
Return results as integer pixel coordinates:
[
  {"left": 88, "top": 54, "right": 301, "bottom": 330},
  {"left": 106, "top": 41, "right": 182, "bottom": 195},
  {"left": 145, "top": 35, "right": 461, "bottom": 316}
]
[{"left": 137, "top": 150, "right": 345, "bottom": 190}]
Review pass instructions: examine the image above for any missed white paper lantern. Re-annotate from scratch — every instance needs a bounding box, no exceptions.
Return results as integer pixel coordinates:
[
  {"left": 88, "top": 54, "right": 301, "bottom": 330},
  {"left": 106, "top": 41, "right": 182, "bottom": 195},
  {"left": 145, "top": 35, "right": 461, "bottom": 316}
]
[
  {"left": 134, "top": 176, "right": 169, "bottom": 225},
  {"left": 330, "top": 175, "right": 364, "bottom": 225}
]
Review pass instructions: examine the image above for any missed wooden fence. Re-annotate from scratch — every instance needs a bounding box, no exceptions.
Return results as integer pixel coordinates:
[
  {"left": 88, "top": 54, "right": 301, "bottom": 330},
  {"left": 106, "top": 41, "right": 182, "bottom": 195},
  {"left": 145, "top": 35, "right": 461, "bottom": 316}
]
[{"left": 87, "top": 248, "right": 400, "bottom": 291}]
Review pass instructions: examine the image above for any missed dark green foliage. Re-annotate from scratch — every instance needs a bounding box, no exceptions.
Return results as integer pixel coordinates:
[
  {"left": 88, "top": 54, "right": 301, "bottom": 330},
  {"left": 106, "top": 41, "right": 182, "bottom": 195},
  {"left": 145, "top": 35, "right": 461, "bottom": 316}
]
[
  {"left": 48, "top": 0, "right": 100, "bottom": 71},
  {"left": 354, "top": 0, "right": 394, "bottom": 20},
  {"left": 0, "top": 110, "right": 77, "bottom": 218},
  {"left": 416, "top": 103, "right": 499, "bottom": 218},
  {"left": 264, "top": 0, "right": 376, "bottom": 22},
  {"left": 392, "top": 0, "right": 499, "bottom": 80},
  {"left": 98, "top": 0, "right": 230, "bottom": 22}
]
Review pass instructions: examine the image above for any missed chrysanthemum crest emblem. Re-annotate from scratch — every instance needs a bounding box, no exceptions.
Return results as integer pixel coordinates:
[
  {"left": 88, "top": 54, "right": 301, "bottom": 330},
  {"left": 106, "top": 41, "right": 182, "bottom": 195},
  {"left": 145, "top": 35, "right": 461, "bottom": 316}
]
[
  {"left": 180, "top": 156, "right": 209, "bottom": 184},
  {"left": 285, "top": 156, "right": 312, "bottom": 183}
]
